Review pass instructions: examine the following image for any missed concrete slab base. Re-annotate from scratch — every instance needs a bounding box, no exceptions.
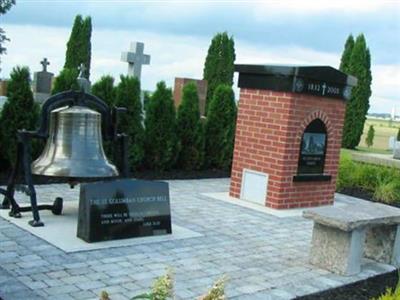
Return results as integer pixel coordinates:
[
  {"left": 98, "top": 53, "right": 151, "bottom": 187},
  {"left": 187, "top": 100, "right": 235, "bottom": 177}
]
[{"left": 0, "top": 201, "right": 201, "bottom": 253}]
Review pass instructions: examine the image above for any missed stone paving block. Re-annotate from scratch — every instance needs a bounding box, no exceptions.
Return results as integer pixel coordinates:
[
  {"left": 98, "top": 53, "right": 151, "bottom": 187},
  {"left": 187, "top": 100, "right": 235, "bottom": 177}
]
[
  {"left": 76, "top": 280, "right": 106, "bottom": 290},
  {"left": 45, "top": 284, "right": 80, "bottom": 295},
  {"left": 61, "top": 274, "right": 90, "bottom": 284},
  {"left": 69, "top": 289, "right": 98, "bottom": 300}
]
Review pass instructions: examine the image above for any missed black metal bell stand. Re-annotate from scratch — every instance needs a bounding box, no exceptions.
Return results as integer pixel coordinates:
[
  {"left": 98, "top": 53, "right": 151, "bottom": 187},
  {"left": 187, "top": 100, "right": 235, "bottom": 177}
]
[{"left": 0, "top": 90, "right": 129, "bottom": 227}]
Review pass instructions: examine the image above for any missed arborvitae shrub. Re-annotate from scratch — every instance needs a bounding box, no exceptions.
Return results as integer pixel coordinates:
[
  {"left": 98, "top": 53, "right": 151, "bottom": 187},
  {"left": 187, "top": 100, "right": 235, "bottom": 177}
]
[
  {"left": 115, "top": 75, "right": 144, "bottom": 170},
  {"left": 0, "top": 66, "right": 39, "bottom": 166},
  {"left": 203, "top": 32, "right": 235, "bottom": 114},
  {"left": 204, "top": 84, "right": 237, "bottom": 170},
  {"left": 176, "top": 82, "right": 204, "bottom": 170},
  {"left": 144, "top": 81, "right": 178, "bottom": 171},
  {"left": 51, "top": 68, "right": 79, "bottom": 94}
]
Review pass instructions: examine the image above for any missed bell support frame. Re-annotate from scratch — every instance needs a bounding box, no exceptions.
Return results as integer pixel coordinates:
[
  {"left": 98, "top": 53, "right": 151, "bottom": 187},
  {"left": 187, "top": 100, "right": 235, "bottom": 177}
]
[{"left": 0, "top": 90, "right": 129, "bottom": 227}]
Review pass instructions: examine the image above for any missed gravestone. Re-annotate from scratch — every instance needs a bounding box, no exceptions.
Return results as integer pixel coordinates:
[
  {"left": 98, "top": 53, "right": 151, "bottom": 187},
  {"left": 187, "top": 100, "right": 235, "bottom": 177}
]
[
  {"left": 32, "top": 58, "right": 54, "bottom": 103},
  {"left": 121, "top": 42, "right": 151, "bottom": 80},
  {"left": 77, "top": 179, "right": 172, "bottom": 243},
  {"left": 389, "top": 136, "right": 396, "bottom": 151},
  {"left": 77, "top": 63, "right": 91, "bottom": 93},
  {"left": 394, "top": 142, "right": 400, "bottom": 160}
]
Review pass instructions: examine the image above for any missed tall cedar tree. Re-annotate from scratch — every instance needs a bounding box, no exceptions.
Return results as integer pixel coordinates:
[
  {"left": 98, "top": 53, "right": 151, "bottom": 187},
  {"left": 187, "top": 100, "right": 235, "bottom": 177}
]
[
  {"left": 145, "top": 81, "right": 179, "bottom": 171},
  {"left": 91, "top": 75, "right": 116, "bottom": 107},
  {"left": 203, "top": 32, "right": 235, "bottom": 114},
  {"left": 51, "top": 68, "right": 79, "bottom": 94},
  {"left": 339, "top": 35, "right": 354, "bottom": 73},
  {"left": 397, "top": 128, "right": 400, "bottom": 142},
  {"left": 204, "top": 84, "right": 237, "bottom": 170},
  {"left": 0, "top": 0, "right": 15, "bottom": 73},
  {"left": 0, "top": 67, "right": 39, "bottom": 166},
  {"left": 341, "top": 34, "right": 372, "bottom": 149},
  {"left": 365, "top": 125, "right": 374, "bottom": 148},
  {"left": 64, "top": 15, "right": 92, "bottom": 79},
  {"left": 176, "top": 82, "right": 205, "bottom": 170},
  {"left": 115, "top": 75, "right": 144, "bottom": 170}
]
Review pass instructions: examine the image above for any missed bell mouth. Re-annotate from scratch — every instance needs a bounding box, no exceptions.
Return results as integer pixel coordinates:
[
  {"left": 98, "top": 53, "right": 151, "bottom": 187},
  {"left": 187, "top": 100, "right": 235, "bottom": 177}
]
[{"left": 31, "top": 158, "right": 119, "bottom": 178}]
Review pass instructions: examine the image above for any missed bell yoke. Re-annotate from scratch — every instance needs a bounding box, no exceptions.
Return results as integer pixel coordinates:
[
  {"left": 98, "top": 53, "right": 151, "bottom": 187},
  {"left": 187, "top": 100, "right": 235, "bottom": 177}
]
[{"left": 0, "top": 90, "right": 129, "bottom": 227}]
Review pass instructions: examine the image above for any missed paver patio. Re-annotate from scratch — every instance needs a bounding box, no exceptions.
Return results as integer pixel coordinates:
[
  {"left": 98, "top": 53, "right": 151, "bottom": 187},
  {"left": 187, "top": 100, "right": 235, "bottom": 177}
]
[{"left": 0, "top": 178, "right": 395, "bottom": 300}]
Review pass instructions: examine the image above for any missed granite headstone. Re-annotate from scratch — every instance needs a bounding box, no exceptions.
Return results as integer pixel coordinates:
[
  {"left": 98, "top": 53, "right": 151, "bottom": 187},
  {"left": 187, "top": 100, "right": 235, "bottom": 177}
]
[{"left": 32, "top": 58, "right": 54, "bottom": 103}]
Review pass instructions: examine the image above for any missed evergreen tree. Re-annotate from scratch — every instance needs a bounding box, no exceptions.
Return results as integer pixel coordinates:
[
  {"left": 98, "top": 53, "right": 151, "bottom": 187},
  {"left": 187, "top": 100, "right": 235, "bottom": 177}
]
[
  {"left": 51, "top": 68, "right": 79, "bottom": 94},
  {"left": 397, "top": 128, "right": 400, "bottom": 142},
  {"left": 115, "top": 75, "right": 144, "bottom": 170},
  {"left": 339, "top": 34, "right": 354, "bottom": 73},
  {"left": 64, "top": 15, "right": 92, "bottom": 78},
  {"left": 341, "top": 34, "right": 372, "bottom": 149},
  {"left": 365, "top": 125, "right": 374, "bottom": 148},
  {"left": 144, "top": 81, "right": 178, "bottom": 171},
  {"left": 204, "top": 84, "right": 237, "bottom": 170},
  {"left": 0, "top": 66, "right": 39, "bottom": 165},
  {"left": 203, "top": 32, "right": 235, "bottom": 114},
  {"left": 176, "top": 82, "right": 204, "bottom": 170},
  {"left": 91, "top": 75, "right": 116, "bottom": 107}
]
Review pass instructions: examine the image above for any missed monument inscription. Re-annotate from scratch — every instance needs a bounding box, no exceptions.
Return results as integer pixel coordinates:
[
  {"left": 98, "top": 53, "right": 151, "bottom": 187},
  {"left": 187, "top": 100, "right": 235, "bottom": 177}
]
[{"left": 77, "top": 179, "right": 172, "bottom": 242}]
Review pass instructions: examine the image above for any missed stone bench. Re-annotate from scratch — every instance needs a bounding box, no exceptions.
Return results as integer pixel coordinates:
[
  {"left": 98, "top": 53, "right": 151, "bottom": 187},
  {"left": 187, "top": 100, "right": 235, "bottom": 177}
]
[{"left": 303, "top": 202, "right": 400, "bottom": 275}]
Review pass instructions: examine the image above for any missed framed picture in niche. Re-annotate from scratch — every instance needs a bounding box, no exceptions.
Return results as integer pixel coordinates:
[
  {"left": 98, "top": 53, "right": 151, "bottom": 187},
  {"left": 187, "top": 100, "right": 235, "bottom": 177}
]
[{"left": 297, "top": 119, "right": 327, "bottom": 175}]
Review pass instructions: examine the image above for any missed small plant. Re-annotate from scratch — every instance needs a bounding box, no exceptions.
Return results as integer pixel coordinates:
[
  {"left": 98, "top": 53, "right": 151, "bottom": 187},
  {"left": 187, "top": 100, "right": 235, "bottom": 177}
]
[
  {"left": 365, "top": 124, "right": 375, "bottom": 148},
  {"left": 198, "top": 275, "right": 228, "bottom": 300},
  {"left": 101, "top": 270, "right": 228, "bottom": 300},
  {"left": 336, "top": 153, "right": 357, "bottom": 191},
  {"left": 100, "top": 291, "right": 110, "bottom": 300},
  {"left": 373, "top": 177, "right": 400, "bottom": 204},
  {"left": 131, "top": 269, "right": 174, "bottom": 300}
]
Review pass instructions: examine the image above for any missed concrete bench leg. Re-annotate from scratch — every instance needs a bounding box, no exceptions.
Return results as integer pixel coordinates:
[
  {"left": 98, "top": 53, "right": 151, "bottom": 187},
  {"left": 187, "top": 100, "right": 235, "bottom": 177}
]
[
  {"left": 309, "top": 223, "right": 366, "bottom": 276},
  {"left": 365, "top": 224, "right": 400, "bottom": 266}
]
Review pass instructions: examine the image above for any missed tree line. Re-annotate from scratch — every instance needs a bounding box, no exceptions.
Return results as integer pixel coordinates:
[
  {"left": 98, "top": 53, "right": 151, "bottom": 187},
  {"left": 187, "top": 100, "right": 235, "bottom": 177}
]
[
  {"left": 0, "top": 14, "right": 237, "bottom": 173},
  {"left": 0, "top": 13, "right": 377, "bottom": 174}
]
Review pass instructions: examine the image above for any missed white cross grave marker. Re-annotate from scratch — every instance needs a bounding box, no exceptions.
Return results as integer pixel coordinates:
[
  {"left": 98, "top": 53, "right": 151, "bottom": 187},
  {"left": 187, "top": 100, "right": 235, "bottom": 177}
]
[{"left": 121, "top": 42, "right": 151, "bottom": 80}]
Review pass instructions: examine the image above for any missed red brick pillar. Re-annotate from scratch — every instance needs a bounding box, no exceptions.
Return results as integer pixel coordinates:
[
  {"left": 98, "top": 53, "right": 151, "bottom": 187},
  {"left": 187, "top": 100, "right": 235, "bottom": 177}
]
[{"left": 229, "top": 65, "right": 357, "bottom": 209}]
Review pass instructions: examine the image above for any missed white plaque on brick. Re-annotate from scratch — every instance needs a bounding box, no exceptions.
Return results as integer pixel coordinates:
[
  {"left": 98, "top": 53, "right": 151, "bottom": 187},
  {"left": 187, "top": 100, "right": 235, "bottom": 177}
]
[{"left": 240, "top": 169, "right": 268, "bottom": 205}]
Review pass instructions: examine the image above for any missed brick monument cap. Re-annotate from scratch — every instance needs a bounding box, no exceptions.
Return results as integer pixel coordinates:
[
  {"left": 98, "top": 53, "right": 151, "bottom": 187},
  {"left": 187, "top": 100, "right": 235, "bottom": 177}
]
[{"left": 235, "top": 64, "right": 357, "bottom": 101}]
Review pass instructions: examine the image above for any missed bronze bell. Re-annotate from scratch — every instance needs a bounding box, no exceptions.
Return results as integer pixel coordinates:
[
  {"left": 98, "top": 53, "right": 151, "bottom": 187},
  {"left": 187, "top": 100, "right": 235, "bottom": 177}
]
[{"left": 31, "top": 106, "right": 119, "bottom": 178}]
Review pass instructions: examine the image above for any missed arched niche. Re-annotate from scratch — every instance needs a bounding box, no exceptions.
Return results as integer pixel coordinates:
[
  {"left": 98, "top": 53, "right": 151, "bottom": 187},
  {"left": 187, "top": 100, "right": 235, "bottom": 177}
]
[{"left": 297, "top": 118, "right": 327, "bottom": 175}]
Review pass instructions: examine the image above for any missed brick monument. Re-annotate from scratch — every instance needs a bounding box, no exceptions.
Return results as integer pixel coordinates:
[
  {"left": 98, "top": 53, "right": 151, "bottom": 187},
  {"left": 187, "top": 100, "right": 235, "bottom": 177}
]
[
  {"left": 0, "top": 80, "right": 7, "bottom": 96},
  {"left": 229, "top": 64, "right": 357, "bottom": 209},
  {"left": 173, "top": 78, "right": 207, "bottom": 116}
]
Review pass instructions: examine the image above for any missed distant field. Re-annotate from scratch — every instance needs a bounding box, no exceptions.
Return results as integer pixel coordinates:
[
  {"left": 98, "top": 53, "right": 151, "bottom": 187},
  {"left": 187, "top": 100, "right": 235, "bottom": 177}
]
[{"left": 358, "top": 118, "right": 400, "bottom": 151}]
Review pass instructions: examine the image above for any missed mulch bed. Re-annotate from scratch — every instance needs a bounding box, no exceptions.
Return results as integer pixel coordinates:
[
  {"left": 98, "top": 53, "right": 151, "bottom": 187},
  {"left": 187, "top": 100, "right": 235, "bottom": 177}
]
[
  {"left": 296, "top": 270, "right": 398, "bottom": 300},
  {"left": 0, "top": 169, "right": 397, "bottom": 299},
  {"left": 0, "top": 168, "right": 230, "bottom": 186}
]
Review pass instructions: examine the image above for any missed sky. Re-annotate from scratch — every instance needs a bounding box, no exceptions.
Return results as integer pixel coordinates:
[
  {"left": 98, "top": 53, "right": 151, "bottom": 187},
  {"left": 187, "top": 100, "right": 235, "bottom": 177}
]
[{"left": 1, "top": 0, "right": 399, "bottom": 113}]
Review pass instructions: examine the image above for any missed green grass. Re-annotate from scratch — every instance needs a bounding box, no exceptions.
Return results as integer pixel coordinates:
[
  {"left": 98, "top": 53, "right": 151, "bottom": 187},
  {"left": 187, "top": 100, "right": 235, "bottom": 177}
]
[{"left": 358, "top": 117, "right": 400, "bottom": 151}]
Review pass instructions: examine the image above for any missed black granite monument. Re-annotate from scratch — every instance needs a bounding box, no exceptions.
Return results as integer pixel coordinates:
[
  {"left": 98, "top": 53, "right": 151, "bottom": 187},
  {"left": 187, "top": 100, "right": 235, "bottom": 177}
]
[{"left": 77, "top": 179, "right": 172, "bottom": 242}]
